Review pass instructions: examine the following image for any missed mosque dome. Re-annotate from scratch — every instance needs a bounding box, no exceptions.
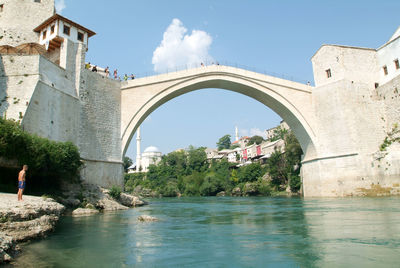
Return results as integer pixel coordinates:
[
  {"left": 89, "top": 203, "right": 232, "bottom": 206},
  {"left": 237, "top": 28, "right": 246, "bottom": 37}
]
[{"left": 143, "top": 146, "right": 161, "bottom": 153}]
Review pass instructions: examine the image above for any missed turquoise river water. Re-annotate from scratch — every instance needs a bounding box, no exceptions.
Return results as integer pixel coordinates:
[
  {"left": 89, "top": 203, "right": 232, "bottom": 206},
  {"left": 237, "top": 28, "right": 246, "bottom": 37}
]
[{"left": 11, "top": 197, "right": 400, "bottom": 267}]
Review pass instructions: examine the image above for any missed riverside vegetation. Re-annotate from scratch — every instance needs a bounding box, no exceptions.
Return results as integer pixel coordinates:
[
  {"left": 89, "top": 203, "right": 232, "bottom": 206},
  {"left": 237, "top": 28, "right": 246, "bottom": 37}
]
[
  {"left": 125, "top": 129, "right": 303, "bottom": 197},
  {"left": 0, "top": 118, "right": 82, "bottom": 194},
  {"left": 0, "top": 119, "right": 148, "bottom": 264}
]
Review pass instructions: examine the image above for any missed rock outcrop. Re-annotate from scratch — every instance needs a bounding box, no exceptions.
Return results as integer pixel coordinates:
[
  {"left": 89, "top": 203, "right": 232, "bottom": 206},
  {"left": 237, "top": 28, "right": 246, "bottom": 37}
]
[
  {"left": 138, "top": 215, "right": 159, "bottom": 222},
  {"left": 119, "top": 193, "right": 147, "bottom": 207},
  {"left": 0, "top": 193, "right": 65, "bottom": 264},
  {"left": 72, "top": 208, "right": 99, "bottom": 216},
  {"left": 231, "top": 187, "right": 242, "bottom": 196},
  {"left": 59, "top": 182, "right": 147, "bottom": 211},
  {"left": 216, "top": 191, "right": 226, "bottom": 197},
  {"left": 0, "top": 234, "right": 17, "bottom": 264}
]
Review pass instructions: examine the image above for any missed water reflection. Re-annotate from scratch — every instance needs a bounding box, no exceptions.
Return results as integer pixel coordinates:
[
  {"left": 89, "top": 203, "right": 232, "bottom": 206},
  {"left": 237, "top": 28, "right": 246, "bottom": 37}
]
[{"left": 12, "top": 197, "right": 400, "bottom": 267}]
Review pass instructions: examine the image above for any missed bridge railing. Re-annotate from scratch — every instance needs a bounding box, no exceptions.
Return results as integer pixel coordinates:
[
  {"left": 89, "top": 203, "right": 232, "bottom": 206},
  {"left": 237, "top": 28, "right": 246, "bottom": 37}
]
[{"left": 133, "top": 60, "right": 310, "bottom": 85}]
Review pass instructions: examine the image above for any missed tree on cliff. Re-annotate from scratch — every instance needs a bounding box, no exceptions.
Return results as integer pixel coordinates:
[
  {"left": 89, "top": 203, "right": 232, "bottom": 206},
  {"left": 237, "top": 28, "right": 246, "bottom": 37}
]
[{"left": 217, "top": 134, "right": 231, "bottom": 150}]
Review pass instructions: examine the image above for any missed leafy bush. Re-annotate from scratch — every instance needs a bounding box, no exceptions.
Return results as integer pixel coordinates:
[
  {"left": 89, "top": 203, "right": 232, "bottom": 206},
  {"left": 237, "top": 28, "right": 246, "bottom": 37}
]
[
  {"left": 159, "top": 181, "right": 179, "bottom": 197},
  {"left": 109, "top": 185, "right": 122, "bottom": 199},
  {"left": 238, "top": 163, "right": 262, "bottom": 183},
  {"left": 0, "top": 118, "right": 82, "bottom": 193},
  {"left": 289, "top": 174, "right": 301, "bottom": 193},
  {"left": 199, "top": 174, "right": 224, "bottom": 196}
]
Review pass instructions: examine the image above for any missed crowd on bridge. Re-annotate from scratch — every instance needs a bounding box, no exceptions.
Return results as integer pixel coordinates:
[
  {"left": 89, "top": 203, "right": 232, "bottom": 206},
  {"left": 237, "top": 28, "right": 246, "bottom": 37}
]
[{"left": 85, "top": 62, "right": 135, "bottom": 81}]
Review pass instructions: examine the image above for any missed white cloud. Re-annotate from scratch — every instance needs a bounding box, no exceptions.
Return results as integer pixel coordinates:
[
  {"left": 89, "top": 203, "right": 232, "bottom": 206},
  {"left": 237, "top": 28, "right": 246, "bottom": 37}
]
[
  {"left": 152, "top": 19, "right": 213, "bottom": 72},
  {"left": 55, "top": 0, "right": 66, "bottom": 14},
  {"left": 239, "top": 128, "right": 267, "bottom": 139}
]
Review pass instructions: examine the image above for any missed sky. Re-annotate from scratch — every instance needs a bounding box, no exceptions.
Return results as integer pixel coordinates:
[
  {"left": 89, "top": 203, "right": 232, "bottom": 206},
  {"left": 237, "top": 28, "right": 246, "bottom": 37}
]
[{"left": 57, "top": 0, "right": 400, "bottom": 160}]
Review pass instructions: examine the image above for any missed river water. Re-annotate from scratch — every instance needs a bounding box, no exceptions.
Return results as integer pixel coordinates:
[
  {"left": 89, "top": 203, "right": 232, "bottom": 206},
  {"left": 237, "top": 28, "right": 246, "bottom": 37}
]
[{"left": 12, "top": 197, "right": 400, "bottom": 267}]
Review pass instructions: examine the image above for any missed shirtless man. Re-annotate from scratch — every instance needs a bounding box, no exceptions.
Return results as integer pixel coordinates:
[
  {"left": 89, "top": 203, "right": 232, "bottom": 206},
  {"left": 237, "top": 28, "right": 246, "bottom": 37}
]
[{"left": 17, "top": 165, "right": 28, "bottom": 201}]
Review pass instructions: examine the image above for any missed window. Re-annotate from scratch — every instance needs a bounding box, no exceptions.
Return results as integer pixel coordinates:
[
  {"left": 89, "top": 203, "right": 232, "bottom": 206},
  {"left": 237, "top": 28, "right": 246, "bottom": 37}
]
[
  {"left": 383, "top": 66, "right": 388, "bottom": 76},
  {"left": 34, "top": 0, "right": 41, "bottom": 3},
  {"left": 77, "top": 32, "right": 84, "bottom": 42},
  {"left": 0, "top": 4, "right": 3, "bottom": 12},
  {"left": 395, "top": 59, "right": 400, "bottom": 70},
  {"left": 50, "top": 25, "right": 55, "bottom": 34},
  {"left": 42, "top": 30, "right": 47, "bottom": 40},
  {"left": 326, "top": 69, "right": 332, "bottom": 78},
  {"left": 63, "top": 25, "right": 70, "bottom": 35}
]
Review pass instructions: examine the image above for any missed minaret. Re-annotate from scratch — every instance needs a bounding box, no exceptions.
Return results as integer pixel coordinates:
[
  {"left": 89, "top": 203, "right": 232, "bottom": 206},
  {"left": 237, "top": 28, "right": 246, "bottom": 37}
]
[
  {"left": 235, "top": 126, "right": 239, "bottom": 142},
  {"left": 136, "top": 127, "right": 142, "bottom": 171}
]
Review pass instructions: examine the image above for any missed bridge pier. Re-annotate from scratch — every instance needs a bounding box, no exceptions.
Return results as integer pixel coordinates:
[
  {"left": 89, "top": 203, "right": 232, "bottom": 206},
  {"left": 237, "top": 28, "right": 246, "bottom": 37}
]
[{"left": 302, "top": 151, "right": 400, "bottom": 196}]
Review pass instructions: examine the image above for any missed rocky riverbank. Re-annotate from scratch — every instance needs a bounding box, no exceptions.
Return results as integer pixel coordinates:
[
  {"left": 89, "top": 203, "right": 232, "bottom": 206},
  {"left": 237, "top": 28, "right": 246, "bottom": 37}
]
[
  {"left": 0, "top": 183, "right": 147, "bottom": 264},
  {"left": 0, "top": 193, "right": 65, "bottom": 263}
]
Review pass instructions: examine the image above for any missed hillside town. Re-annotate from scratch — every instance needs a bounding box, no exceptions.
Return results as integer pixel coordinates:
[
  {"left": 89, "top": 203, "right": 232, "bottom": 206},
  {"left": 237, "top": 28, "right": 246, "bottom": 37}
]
[
  {"left": 205, "top": 121, "right": 289, "bottom": 166},
  {"left": 128, "top": 121, "right": 289, "bottom": 173}
]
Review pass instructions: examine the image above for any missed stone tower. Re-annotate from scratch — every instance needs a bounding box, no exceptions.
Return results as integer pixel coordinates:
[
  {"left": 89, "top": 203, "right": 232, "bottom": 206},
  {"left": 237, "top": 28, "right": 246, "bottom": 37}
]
[
  {"left": 235, "top": 126, "right": 239, "bottom": 142},
  {"left": 0, "top": 0, "right": 55, "bottom": 46}
]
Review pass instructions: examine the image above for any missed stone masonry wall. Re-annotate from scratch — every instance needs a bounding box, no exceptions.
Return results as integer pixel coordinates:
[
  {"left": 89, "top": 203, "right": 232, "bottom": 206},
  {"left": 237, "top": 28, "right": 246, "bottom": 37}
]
[
  {"left": 0, "top": 0, "right": 55, "bottom": 47},
  {"left": 303, "top": 75, "right": 400, "bottom": 197},
  {"left": 1, "top": 53, "right": 124, "bottom": 188},
  {"left": 0, "top": 55, "right": 80, "bottom": 143},
  {"left": 78, "top": 70, "right": 121, "bottom": 162},
  {"left": 78, "top": 70, "right": 123, "bottom": 187}
]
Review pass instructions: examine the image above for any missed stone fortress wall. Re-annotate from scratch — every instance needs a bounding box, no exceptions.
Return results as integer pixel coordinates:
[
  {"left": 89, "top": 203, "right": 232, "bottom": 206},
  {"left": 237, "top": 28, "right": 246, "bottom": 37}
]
[
  {"left": 0, "top": 0, "right": 55, "bottom": 47},
  {"left": 0, "top": 0, "right": 124, "bottom": 188}
]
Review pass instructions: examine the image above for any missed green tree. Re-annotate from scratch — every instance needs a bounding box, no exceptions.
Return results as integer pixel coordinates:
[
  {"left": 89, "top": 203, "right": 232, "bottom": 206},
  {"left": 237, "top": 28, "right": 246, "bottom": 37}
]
[
  {"left": 123, "top": 156, "right": 133, "bottom": 172},
  {"left": 248, "top": 135, "right": 264, "bottom": 145},
  {"left": 284, "top": 132, "right": 303, "bottom": 192},
  {"left": 266, "top": 151, "right": 287, "bottom": 189},
  {"left": 217, "top": 134, "right": 231, "bottom": 150},
  {"left": 238, "top": 163, "right": 262, "bottom": 183},
  {"left": 269, "top": 126, "right": 288, "bottom": 142},
  {"left": 186, "top": 146, "right": 207, "bottom": 173},
  {"left": 162, "top": 150, "right": 187, "bottom": 177}
]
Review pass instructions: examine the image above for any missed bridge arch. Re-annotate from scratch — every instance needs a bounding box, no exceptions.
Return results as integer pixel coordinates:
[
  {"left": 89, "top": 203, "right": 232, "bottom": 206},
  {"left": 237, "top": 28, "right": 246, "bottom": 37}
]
[{"left": 121, "top": 66, "right": 318, "bottom": 161}]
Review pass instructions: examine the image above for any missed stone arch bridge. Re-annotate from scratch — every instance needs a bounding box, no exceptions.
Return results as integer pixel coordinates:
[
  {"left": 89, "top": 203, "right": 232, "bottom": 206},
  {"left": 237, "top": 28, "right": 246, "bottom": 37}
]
[
  {"left": 3, "top": 55, "right": 399, "bottom": 197},
  {"left": 119, "top": 64, "right": 400, "bottom": 197}
]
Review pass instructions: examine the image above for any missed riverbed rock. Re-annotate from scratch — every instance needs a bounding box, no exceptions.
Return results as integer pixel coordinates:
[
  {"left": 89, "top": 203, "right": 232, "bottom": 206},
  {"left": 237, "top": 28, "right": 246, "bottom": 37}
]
[
  {"left": 0, "top": 193, "right": 65, "bottom": 244},
  {"left": 231, "top": 187, "right": 242, "bottom": 196},
  {"left": 119, "top": 193, "right": 147, "bottom": 207},
  {"left": 60, "top": 182, "right": 147, "bottom": 211},
  {"left": 243, "top": 182, "right": 258, "bottom": 196},
  {"left": 1, "top": 215, "right": 60, "bottom": 242},
  {"left": 96, "top": 198, "right": 129, "bottom": 211},
  {"left": 138, "top": 215, "right": 159, "bottom": 222},
  {"left": 216, "top": 191, "right": 226, "bottom": 197},
  {"left": 0, "top": 233, "right": 16, "bottom": 264},
  {"left": 72, "top": 208, "right": 99, "bottom": 216},
  {"left": 59, "top": 197, "right": 81, "bottom": 207}
]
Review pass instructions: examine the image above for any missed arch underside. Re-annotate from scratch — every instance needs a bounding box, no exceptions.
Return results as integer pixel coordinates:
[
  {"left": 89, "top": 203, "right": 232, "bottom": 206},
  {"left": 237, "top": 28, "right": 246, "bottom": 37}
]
[{"left": 122, "top": 74, "right": 317, "bottom": 160}]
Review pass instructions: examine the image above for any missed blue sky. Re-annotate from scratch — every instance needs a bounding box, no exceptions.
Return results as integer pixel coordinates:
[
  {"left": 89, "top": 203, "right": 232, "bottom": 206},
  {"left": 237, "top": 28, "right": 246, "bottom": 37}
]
[{"left": 58, "top": 0, "right": 400, "bottom": 159}]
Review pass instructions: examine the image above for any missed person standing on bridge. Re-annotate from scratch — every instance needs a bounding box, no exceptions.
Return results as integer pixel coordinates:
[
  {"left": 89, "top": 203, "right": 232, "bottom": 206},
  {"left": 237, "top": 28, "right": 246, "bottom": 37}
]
[
  {"left": 113, "top": 69, "right": 118, "bottom": 79},
  {"left": 17, "top": 165, "right": 28, "bottom": 201},
  {"left": 105, "top": 67, "right": 110, "bottom": 77}
]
